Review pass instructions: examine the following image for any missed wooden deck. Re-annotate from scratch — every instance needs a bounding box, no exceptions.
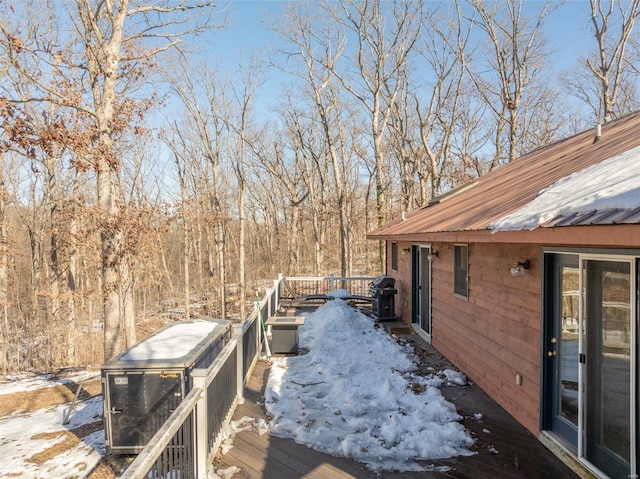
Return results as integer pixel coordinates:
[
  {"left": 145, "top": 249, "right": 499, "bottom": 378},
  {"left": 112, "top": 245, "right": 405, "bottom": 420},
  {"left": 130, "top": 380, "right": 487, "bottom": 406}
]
[{"left": 216, "top": 327, "right": 578, "bottom": 479}]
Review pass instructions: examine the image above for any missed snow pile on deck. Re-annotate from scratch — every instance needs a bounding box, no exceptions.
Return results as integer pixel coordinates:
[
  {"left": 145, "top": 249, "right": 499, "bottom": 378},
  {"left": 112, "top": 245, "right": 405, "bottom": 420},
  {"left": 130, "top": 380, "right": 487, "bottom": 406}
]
[
  {"left": 264, "top": 299, "right": 474, "bottom": 472},
  {"left": 490, "top": 144, "right": 640, "bottom": 232}
]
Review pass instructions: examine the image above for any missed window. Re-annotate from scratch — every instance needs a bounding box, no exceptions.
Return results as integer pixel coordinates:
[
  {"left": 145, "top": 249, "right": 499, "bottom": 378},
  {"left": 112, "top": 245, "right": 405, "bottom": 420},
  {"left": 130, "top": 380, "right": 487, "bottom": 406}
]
[
  {"left": 454, "top": 244, "right": 468, "bottom": 298},
  {"left": 391, "top": 242, "right": 398, "bottom": 271}
]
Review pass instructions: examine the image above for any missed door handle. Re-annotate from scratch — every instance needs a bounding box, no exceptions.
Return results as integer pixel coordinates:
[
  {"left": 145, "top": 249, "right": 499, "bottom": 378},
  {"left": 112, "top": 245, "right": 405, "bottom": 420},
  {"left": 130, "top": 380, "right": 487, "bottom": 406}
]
[{"left": 547, "top": 350, "right": 557, "bottom": 357}]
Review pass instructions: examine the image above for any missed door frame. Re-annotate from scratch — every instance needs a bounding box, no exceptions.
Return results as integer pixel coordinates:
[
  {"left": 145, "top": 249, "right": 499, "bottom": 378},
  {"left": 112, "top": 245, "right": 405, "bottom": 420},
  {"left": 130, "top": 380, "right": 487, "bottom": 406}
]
[
  {"left": 541, "top": 252, "right": 579, "bottom": 447},
  {"left": 542, "top": 248, "right": 638, "bottom": 479},
  {"left": 412, "top": 244, "right": 433, "bottom": 343}
]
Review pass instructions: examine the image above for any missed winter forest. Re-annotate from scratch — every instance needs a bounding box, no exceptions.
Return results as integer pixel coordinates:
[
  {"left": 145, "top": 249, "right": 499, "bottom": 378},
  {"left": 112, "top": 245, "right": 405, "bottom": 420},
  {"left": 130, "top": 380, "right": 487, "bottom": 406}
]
[{"left": 0, "top": 0, "right": 638, "bottom": 373}]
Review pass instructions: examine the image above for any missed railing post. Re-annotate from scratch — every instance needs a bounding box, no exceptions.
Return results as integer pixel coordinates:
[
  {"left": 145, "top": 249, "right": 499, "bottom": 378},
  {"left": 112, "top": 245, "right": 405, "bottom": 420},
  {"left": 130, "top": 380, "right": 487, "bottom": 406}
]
[
  {"left": 234, "top": 324, "right": 244, "bottom": 399},
  {"left": 191, "top": 370, "right": 208, "bottom": 479},
  {"left": 266, "top": 288, "right": 272, "bottom": 318},
  {"left": 273, "top": 278, "right": 280, "bottom": 312},
  {"left": 254, "top": 301, "right": 262, "bottom": 357},
  {"left": 329, "top": 273, "right": 335, "bottom": 292}
]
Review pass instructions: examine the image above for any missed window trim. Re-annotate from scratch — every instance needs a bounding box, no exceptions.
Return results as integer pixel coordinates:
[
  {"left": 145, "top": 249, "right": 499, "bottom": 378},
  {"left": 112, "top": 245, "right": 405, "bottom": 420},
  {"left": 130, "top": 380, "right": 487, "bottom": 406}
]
[
  {"left": 454, "top": 244, "right": 469, "bottom": 299},
  {"left": 390, "top": 242, "right": 398, "bottom": 271}
]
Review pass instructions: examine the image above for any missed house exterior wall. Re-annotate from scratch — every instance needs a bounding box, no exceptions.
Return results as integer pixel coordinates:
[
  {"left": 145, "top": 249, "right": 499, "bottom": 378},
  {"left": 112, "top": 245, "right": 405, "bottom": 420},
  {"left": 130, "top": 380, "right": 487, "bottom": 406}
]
[
  {"left": 390, "top": 241, "right": 542, "bottom": 435},
  {"left": 388, "top": 241, "right": 413, "bottom": 321}
]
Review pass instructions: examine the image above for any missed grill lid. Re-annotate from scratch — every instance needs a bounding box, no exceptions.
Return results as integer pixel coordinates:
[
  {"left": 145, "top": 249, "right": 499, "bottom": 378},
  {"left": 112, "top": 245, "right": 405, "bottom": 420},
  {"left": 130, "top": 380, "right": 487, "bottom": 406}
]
[{"left": 370, "top": 275, "right": 395, "bottom": 289}]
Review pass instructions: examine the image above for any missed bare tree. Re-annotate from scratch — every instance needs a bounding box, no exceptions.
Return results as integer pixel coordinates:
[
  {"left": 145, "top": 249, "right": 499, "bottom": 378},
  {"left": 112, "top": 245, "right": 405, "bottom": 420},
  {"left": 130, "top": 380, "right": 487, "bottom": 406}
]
[
  {"left": 412, "top": 3, "right": 473, "bottom": 202},
  {"left": 327, "top": 0, "right": 424, "bottom": 269},
  {"left": 279, "top": 95, "right": 330, "bottom": 275},
  {"left": 564, "top": 0, "right": 640, "bottom": 122},
  {"left": 249, "top": 131, "right": 309, "bottom": 276},
  {"left": 164, "top": 60, "right": 234, "bottom": 319},
  {"left": 468, "top": 0, "right": 557, "bottom": 169},
  {"left": 272, "top": 2, "right": 357, "bottom": 277},
  {"left": 224, "top": 58, "right": 264, "bottom": 319},
  {"left": 1, "top": 0, "right": 222, "bottom": 360},
  {"left": 75, "top": 1, "right": 216, "bottom": 358}
]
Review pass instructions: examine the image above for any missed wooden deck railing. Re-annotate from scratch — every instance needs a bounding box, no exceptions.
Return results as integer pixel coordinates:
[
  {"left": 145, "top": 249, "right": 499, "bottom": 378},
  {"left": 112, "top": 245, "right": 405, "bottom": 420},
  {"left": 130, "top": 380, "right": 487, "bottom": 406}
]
[{"left": 118, "top": 274, "right": 374, "bottom": 478}]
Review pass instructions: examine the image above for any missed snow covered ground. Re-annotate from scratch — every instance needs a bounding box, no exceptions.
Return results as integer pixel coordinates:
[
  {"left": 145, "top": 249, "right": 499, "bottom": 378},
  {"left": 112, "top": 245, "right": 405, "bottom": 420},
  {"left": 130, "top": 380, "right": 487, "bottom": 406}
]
[
  {"left": 0, "top": 389, "right": 104, "bottom": 478},
  {"left": 264, "top": 297, "right": 475, "bottom": 472},
  {"left": 0, "top": 296, "right": 476, "bottom": 477}
]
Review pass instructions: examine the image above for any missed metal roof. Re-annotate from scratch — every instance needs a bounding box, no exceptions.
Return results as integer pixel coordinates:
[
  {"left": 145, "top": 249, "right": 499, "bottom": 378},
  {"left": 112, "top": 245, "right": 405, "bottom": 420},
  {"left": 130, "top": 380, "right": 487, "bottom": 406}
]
[
  {"left": 369, "top": 111, "right": 640, "bottom": 239},
  {"left": 541, "top": 207, "right": 640, "bottom": 228}
]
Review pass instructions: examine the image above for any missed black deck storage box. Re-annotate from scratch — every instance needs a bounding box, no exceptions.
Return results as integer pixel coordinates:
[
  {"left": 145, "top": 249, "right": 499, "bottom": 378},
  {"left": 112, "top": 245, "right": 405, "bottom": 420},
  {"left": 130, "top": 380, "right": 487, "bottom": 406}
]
[{"left": 101, "top": 318, "right": 232, "bottom": 454}]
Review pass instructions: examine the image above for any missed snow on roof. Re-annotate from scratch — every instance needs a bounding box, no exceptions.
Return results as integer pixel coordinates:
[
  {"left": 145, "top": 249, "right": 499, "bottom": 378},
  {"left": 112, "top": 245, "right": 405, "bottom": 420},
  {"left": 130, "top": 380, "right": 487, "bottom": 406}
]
[{"left": 490, "top": 144, "right": 640, "bottom": 232}]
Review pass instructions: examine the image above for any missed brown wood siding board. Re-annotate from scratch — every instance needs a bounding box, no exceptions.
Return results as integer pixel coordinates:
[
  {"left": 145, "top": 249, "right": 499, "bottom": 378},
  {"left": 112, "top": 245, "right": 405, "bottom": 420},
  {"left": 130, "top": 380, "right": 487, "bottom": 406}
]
[
  {"left": 428, "top": 243, "right": 544, "bottom": 433},
  {"left": 383, "top": 224, "right": 640, "bottom": 247},
  {"left": 432, "top": 293, "right": 518, "bottom": 364},
  {"left": 472, "top": 281, "right": 540, "bottom": 316},
  {"left": 432, "top": 319, "right": 540, "bottom": 434},
  {"left": 437, "top": 300, "right": 539, "bottom": 373}
]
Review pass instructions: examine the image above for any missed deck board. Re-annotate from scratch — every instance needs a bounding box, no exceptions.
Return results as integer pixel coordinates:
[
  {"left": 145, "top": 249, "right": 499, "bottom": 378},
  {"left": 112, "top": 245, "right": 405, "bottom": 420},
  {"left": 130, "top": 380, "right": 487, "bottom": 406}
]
[{"left": 216, "top": 330, "right": 579, "bottom": 479}]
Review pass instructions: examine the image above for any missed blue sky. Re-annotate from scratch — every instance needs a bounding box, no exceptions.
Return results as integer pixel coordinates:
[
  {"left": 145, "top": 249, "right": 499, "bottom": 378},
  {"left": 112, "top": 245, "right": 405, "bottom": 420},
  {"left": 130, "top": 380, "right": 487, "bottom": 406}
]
[
  {"left": 202, "top": 1, "right": 596, "bottom": 105},
  {"left": 155, "top": 0, "right": 598, "bottom": 194},
  {"left": 202, "top": 1, "right": 284, "bottom": 71}
]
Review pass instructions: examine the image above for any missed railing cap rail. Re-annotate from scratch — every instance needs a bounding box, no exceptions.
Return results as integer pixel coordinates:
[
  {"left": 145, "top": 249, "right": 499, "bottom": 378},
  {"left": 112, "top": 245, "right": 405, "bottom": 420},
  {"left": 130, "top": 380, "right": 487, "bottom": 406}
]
[{"left": 120, "top": 386, "right": 202, "bottom": 479}]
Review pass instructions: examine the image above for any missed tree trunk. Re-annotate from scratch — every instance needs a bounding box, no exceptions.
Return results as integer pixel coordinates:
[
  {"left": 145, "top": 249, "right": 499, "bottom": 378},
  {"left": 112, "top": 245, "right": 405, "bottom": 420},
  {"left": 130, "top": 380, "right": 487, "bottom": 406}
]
[
  {"left": 215, "top": 220, "right": 226, "bottom": 318},
  {"left": 183, "top": 213, "right": 191, "bottom": 321},
  {"left": 120, "top": 256, "right": 136, "bottom": 348},
  {"left": 47, "top": 151, "right": 62, "bottom": 364},
  {"left": 67, "top": 209, "right": 77, "bottom": 365},
  {"left": 156, "top": 231, "right": 175, "bottom": 297},
  {"left": 238, "top": 178, "right": 246, "bottom": 320},
  {"left": 98, "top": 163, "right": 121, "bottom": 360},
  {"left": 0, "top": 170, "right": 8, "bottom": 373}
]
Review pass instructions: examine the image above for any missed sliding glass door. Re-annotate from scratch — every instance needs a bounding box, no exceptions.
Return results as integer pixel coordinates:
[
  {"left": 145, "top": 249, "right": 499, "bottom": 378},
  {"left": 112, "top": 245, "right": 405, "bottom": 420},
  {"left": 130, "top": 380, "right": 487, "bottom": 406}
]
[
  {"left": 543, "top": 253, "right": 637, "bottom": 479},
  {"left": 583, "top": 259, "right": 633, "bottom": 479}
]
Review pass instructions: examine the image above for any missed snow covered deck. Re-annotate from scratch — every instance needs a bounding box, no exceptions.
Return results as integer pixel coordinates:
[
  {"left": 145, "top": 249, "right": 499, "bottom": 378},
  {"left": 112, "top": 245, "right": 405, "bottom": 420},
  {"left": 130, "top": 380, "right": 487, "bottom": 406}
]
[{"left": 215, "top": 303, "right": 578, "bottom": 479}]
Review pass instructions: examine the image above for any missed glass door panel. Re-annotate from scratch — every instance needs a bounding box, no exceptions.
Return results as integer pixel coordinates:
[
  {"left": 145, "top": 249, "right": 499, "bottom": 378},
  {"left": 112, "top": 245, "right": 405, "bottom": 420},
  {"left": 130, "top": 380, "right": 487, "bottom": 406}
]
[
  {"left": 544, "top": 253, "right": 579, "bottom": 445},
  {"left": 584, "top": 260, "right": 631, "bottom": 479},
  {"left": 558, "top": 263, "right": 579, "bottom": 433},
  {"left": 418, "top": 247, "right": 431, "bottom": 338}
]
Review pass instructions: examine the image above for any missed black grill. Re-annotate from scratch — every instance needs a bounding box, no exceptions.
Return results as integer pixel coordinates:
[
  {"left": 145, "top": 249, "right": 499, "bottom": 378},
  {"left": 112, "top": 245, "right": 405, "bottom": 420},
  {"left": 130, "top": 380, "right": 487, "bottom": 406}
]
[{"left": 369, "top": 275, "right": 397, "bottom": 321}]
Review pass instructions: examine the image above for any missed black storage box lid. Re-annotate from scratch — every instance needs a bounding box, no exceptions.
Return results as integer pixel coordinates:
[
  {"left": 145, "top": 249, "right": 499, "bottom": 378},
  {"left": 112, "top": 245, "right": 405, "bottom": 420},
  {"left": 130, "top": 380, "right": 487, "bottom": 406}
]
[{"left": 101, "top": 318, "right": 231, "bottom": 370}]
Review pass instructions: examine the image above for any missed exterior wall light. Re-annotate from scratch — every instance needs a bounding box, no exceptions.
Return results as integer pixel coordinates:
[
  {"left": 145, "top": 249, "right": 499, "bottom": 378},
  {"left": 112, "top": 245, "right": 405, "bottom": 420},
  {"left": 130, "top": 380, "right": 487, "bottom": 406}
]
[
  {"left": 427, "top": 251, "right": 438, "bottom": 261},
  {"left": 510, "top": 259, "right": 530, "bottom": 277}
]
